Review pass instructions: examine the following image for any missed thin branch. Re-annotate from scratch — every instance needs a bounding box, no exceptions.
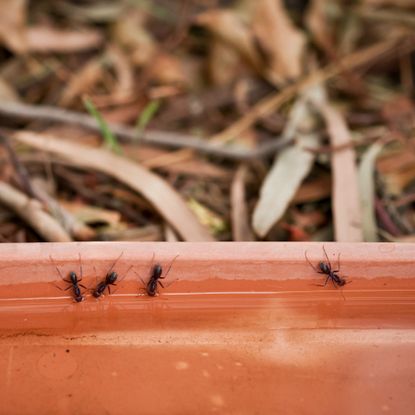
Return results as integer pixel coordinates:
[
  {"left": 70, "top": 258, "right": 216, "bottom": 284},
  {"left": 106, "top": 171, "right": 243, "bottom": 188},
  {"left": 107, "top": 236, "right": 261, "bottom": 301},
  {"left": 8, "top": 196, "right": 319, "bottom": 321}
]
[
  {"left": 1, "top": 36, "right": 411, "bottom": 162},
  {"left": 0, "top": 133, "right": 37, "bottom": 198},
  {"left": 0, "top": 181, "right": 72, "bottom": 242},
  {"left": 0, "top": 101, "right": 289, "bottom": 160},
  {"left": 211, "top": 34, "right": 415, "bottom": 143},
  {"left": 13, "top": 131, "right": 214, "bottom": 241}
]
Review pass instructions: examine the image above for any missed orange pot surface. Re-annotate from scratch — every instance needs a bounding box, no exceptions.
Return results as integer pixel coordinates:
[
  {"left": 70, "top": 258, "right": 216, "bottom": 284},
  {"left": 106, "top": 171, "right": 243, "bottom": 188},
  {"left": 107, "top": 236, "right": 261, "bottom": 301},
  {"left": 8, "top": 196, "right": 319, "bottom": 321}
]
[{"left": 0, "top": 242, "right": 414, "bottom": 415}]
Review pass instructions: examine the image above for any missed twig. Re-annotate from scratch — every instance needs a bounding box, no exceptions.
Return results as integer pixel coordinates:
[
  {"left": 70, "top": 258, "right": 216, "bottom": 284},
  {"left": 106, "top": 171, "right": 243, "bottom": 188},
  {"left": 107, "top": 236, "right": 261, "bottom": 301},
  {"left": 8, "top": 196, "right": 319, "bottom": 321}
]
[
  {"left": 302, "top": 131, "right": 385, "bottom": 154},
  {"left": 31, "top": 177, "right": 96, "bottom": 241},
  {"left": 0, "top": 101, "right": 289, "bottom": 160},
  {"left": 0, "top": 133, "right": 36, "bottom": 198},
  {"left": 231, "top": 164, "right": 255, "bottom": 241},
  {"left": 375, "top": 198, "right": 401, "bottom": 237},
  {"left": 211, "top": 35, "right": 415, "bottom": 143},
  {"left": 0, "top": 181, "right": 72, "bottom": 242},
  {"left": 313, "top": 91, "right": 363, "bottom": 242},
  {"left": 0, "top": 131, "right": 94, "bottom": 240},
  {"left": 0, "top": 36, "right": 411, "bottom": 163},
  {"left": 13, "top": 131, "right": 214, "bottom": 241}
]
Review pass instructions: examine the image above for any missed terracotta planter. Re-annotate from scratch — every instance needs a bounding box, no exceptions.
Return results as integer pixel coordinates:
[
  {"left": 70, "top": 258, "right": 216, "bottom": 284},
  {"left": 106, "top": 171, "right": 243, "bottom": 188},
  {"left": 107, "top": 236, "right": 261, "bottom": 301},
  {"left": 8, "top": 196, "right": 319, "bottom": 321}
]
[{"left": 0, "top": 242, "right": 414, "bottom": 414}]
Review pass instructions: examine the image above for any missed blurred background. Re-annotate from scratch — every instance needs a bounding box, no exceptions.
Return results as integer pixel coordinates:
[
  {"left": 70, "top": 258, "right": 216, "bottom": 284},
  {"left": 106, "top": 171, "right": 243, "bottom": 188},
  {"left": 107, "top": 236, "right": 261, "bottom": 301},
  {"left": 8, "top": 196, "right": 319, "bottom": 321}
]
[{"left": 0, "top": 0, "right": 414, "bottom": 242}]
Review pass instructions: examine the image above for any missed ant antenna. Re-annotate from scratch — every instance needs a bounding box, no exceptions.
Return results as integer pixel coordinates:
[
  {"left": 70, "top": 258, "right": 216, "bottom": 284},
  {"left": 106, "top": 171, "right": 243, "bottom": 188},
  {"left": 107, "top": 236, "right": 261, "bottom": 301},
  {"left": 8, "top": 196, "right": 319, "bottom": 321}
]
[
  {"left": 304, "top": 251, "right": 319, "bottom": 273},
  {"left": 164, "top": 255, "right": 179, "bottom": 279},
  {"left": 107, "top": 251, "right": 124, "bottom": 275}
]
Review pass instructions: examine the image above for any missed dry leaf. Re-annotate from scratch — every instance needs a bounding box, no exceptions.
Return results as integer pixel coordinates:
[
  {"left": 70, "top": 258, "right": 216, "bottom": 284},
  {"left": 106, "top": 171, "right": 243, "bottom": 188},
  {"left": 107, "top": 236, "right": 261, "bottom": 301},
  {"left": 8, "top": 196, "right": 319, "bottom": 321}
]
[
  {"left": 211, "top": 36, "right": 407, "bottom": 143},
  {"left": 253, "top": 0, "right": 306, "bottom": 82},
  {"left": 280, "top": 222, "right": 310, "bottom": 241},
  {"left": 0, "top": 181, "right": 71, "bottom": 242},
  {"left": 148, "top": 53, "right": 187, "bottom": 86},
  {"left": 100, "top": 225, "right": 163, "bottom": 242},
  {"left": 209, "top": 39, "right": 242, "bottom": 85},
  {"left": 60, "top": 201, "right": 122, "bottom": 228},
  {"left": 291, "top": 208, "right": 327, "bottom": 229},
  {"left": 13, "top": 131, "right": 214, "bottom": 242},
  {"left": 55, "top": 1, "right": 124, "bottom": 23},
  {"left": 164, "top": 224, "right": 179, "bottom": 242},
  {"left": 231, "top": 165, "right": 254, "bottom": 241},
  {"left": 60, "top": 58, "right": 105, "bottom": 106},
  {"left": 187, "top": 198, "right": 226, "bottom": 235},
  {"left": 311, "top": 88, "right": 363, "bottom": 242},
  {"left": 195, "top": 9, "right": 263, "bottom": 73},
  {"left": 0, "top": 0, "right": 27, "bottom": 53},
  {"left": 112, "top": 9, "right": 156, "bottom": 67},
  {"left": 0, "top": 76, "right": 20, "bottom": 101},
  {"left": 363, "top": 0, "right": 415, "bottom": 8},
  {"left": 291, "top": 175, "right": 331, "bottom": 204},
  {"left": 377, "top": 148, "right": 415, "bottom": 195},
  {"left": 27, "top": 26, "right": 103, "bottom": 53},
  {"left": 358, "top": 142, "right": 384, "bottom": 242},
  {"left": 31, "top": 177, "right": 95, "bottom": 241},
  {"left": 382, "top": 165, "right": 415, "bottom": 196},
  {"left": 252, "top": 87, "right": 321, "bottom": 237},
  {"left": 106, "top": 45, "right": 135, "bottom": 101},
  {"left": 305, "top": 0, "right": 336, "bottom": 56}
]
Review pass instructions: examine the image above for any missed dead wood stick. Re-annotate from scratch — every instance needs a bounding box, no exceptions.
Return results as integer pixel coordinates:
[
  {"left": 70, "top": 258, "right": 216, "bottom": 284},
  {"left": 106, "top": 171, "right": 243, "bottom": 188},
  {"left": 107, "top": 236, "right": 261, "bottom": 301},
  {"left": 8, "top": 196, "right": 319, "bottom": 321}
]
[
  {"left": 13, "top": 131, "right": 214, "bottom": 242},
  {"left": 0, "top": 134, "right": 37, "bottom": 198},
  {"left": 230, "top": 165, "right": 255, "bottom": 241},
  {"left": 0, "top": 181, "right": 72, "bottom": 242},
  {"left": 0, "top": 101, "right": 289, "bottom": 160},
  {"left": 211, "top": 35, "right": 415, "bottom": 143},
  {"left": 318, "top": 99, "right": 364, "bottom": 242}
]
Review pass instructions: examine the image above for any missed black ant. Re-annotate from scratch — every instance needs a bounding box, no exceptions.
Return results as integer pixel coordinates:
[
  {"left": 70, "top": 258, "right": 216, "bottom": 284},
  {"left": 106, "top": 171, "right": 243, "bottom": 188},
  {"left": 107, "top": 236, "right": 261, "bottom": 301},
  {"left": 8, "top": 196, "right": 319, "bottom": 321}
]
[
  {"left": 138, "top": 254, "right": 179, "bottom": 297},
  {"left": 305, "top": 246, "right": 349, "bottom": 290},
  {"left": 92, "top": 252, "right": 131, "bottom": 298},
  {"left": 50, "top": 254, "right": 86, "bottom": 303}
]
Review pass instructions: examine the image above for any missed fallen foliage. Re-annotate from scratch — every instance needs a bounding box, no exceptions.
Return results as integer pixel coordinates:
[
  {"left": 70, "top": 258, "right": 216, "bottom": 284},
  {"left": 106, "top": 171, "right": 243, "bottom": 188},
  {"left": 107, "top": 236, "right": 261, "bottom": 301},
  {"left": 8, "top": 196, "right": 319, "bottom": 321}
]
[{"left": 0, "top": 0, "right": 414, "bottom": 242}]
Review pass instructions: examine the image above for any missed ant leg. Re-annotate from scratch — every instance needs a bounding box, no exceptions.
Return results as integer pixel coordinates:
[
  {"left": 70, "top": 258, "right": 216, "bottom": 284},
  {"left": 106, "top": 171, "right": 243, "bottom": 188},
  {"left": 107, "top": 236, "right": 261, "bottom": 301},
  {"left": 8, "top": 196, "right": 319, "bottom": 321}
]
[
  {"left": 159, "top": 255, "right": 179, "bottom": 289},
  {"left": 111, "top": 265, "right": 133, "bottom": 295},
  {"left": 109, "top": 281, "right": 121, "bottom": 296},
  {"left": 76, "top": 255, "right": 87, "bottom": 295},
  {"left": 53, "top": 284, "right": 72, "bottom": 291},
  {"left": 305, "top": 251, "right": 319, "bottom": 273},
  {"left": 315, "top": 274, "right": 330, "bottom": 287},
  {"left": 50, "top": 255, "right": 73, "bottom": 292},
  {"left": 88, "top": 266, "right": 100, "bottom": 294},
  {"left": 160, "top": 255, "right": 179, "bottom": 280},
  {"left": 322, "top": 245, "right": 332, "bottom": 271},
  {"left": 50, "top": 255, "right": 66, "bottom": 281},
  {"left": 78, "top": 253, "right": 83, "bottom": 282},
  {"left": 108, "top": 264, "right": 132, "bottom": 294},
  {"left": 332, "top": 252, "right": 341, "bottom": 273},
  {"left": 149, "top": 252, "right": 155, "bottom": 268},
  {"left": 335, "top": 282, "right": 346, "bottom": 301},
  {"left": 117, "top": 265, "right": 133, "bottom": 285},
  {"left": 133, "top": 271, "right": 148, "bottom": 295},
  {"left": 134, "top": 270, "right": 146, "bottom": 286}
]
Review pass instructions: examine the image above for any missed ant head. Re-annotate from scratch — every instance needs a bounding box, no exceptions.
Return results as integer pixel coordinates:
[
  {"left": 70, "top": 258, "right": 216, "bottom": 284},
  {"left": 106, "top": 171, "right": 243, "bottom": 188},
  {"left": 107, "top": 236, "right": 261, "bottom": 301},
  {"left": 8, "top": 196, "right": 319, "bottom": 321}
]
[
  {"left": 69, "top": 271, "right": 78, "bottom": 283},
  {"left": 153, "top": 264, "right": 163, "bottom": 279},
  {"left": 337, "top": 278, "right": 346, "bottom": 287},
  {"left": 319, "top": 262, "right": 330, "bottom": 274},
  {"left": 74, "top": 294, "right": 84, "bottom": 303},
  {"left": 107, "top": 271, "right": 118, "bottom": 284}
]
